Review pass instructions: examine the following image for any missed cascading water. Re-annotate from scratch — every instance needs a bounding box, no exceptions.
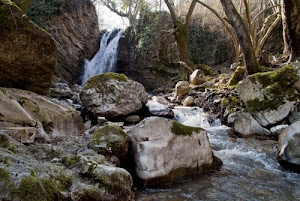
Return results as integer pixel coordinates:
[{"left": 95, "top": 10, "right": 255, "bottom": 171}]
[
  {"left": 81, "top": 29, "right": 124, "bottom": 85},
  {"left": 136, "top": 106, "right": 300, "bottom": 200}
]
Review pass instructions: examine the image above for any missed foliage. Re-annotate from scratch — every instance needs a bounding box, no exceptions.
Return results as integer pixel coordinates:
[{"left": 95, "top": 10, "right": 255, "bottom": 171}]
[{"left": 27, "top": 0, "right": 67, "bottom": 27}]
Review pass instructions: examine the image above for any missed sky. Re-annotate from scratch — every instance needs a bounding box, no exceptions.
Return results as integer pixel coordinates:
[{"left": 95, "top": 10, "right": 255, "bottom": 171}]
[{"left": 95, "top": 3, "right": 129, "bottom": 30}]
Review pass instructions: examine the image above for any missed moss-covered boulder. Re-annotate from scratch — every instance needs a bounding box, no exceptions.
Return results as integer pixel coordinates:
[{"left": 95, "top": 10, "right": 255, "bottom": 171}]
[
  {"left": 228, "top": 66, "right": 245, "bottom": 89},
  {"left": 80, "top": 73, "right": 148, "bottom": 119},
  {"left": 128, "top": 117, "right": 219, "bottom": 186},
  {"left": 236, "top": 65, "right": 299, "bottom": 127},
  {"left": 0, "top": 0, "right": 57, "bottom": 95},
  {"left": 195, "top": 64, "right": 217, "bottom": 76},
  {"left": 88, "top": 125, "right": 130, "bottom": 161}
]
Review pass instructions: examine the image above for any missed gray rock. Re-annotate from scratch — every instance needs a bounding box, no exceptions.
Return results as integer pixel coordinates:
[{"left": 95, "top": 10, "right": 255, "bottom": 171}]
[
  {"left": 270, "top": 125, "right": 289, "bottom": 136},
  {"left": 233, "top": 113, "right": 271, "bottom": 136},
  {"left": 182, "top": 96, "right": 195, "bottom": 106},
  {"left": 277, "top": 121, "right": 300, "bottom": 172},
  {"left": 128, "top": 117, "right": 216, "bottom": 186},
  {"left": 125, "top": 115, "right": 141, "bottom": 124},
  {"left": 289, "top": 111, "right": 300, "bottom": 124},
  {"left": 81, "top": 73, "right": 147, "bottom": 119},
  {"left": 0, "top": 88, "right": 84, "bottom": 142},
  {"left": 175, "top": 81, "right": 190, "bottom": 97},
  {"left": 190, "top": 69, "right": 205, "bottom": 85}
]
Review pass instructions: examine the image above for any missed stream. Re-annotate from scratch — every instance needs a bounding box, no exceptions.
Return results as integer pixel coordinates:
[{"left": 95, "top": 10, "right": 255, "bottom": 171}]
[{"left": 135, "top": 107, "right": 300, "bottom": 201}]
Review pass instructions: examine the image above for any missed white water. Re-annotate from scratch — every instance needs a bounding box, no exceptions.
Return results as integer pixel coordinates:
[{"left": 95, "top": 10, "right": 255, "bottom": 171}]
[
  {"left": 137, "top": 106, "right": 300, "bottom": 200},
  {"left": 81, "top": 29, "right": 124, "bottom": 85}
]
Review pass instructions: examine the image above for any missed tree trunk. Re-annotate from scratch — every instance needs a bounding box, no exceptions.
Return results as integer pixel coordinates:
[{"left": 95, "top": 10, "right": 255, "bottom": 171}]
[
  {"left": 281, "top": 0, "right": 300, "bottom": 62},
  {"left": 220, "top": 0, "right": 260, "bottom": 75},
  {"left": 175, "top": 24, "right": 190, "bottom": 64}
]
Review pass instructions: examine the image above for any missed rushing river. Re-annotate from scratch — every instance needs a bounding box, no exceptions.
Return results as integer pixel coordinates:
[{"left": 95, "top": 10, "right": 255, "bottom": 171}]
[{"left": 135, "top": 107, "right": 300, "bottom": 201}]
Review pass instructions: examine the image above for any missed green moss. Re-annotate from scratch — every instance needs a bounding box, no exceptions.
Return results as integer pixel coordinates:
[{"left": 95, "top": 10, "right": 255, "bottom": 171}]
[
  {"left": 228, "top": 66, "right": 245, "bottom": 88},
  {"left": 0, "top": 168, "right": 9, "bottom": 181},
  {"left": 56, "top": 175, "right": 72, "bottom": 191},
  {"left": 62, "top": 155, "right": 80, "bottom": 167},
  {"left": 222, "top": 96, "right": 243, "bottom": 112},
  {"left": 18, "top": 176, "right": 61, "bottom": 201},
  {"left": 246, "top": 98, "right": 284, "bottom": 113},
  {"left": 83, "top": 73, "right": 128, "bottom": 91},
  {"left": 196, "top": 64, "right": 217, "bottom": 76},
  {"left": 93, "top": 125, "right": 127, "bottom": 140},
  {"left": 249, "top": 65, "right": 298, "bottom": 88},
  {"left": 171, "top": 121, "right": 203, "bottom": 136}
]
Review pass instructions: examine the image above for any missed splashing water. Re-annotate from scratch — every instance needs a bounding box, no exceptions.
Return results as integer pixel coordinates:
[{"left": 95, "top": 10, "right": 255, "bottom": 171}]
[
  {"left": 81, "top": 29, "right": 124, "bottom": 85},
  {"left": 136, "top": 106, "right": 300, "bottom": 201}
]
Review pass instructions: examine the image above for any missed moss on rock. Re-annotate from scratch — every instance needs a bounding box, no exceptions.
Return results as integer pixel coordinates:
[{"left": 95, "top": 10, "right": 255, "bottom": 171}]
[
  {"left": 195, "top": 64, "right": 217, "bottom": 76},
  {"left": 228, "top": 66, "right": 245, "bottom": 89},
  {"left": 171, "top": 121, "right": 203, "bottom": 136},
  {"left": 83, "top": 73, "right": 128, "bottom": 91},
  {"left": 0, "top": 0, "right": 57, "bottom": 95},
  {"left": 0, "top": 168, "right": 10, "bottom": 181},
  {"left": 18, "top": 176, "right": 62, "bottom": 201}
]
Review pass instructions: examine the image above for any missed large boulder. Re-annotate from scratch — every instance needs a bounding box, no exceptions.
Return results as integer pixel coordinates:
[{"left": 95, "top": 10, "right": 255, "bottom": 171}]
[
  {"left": 175, "top": 81, "right": 190, "bottom": 97},
  {"left": 0, "top": 0, "right": 57, "bottom": 95},
  {"left": 128, "top": 117, "right": 219, "bottom": 186},
  {"left": 43, "top": 0, "right": 100, "bottom": 84},
  {"left": 277, "top": 121, "right": 300, "bottom": 173},
  {"left": 80, "top": 73, "right": 148, "bottom": 119},
  {"left": 236, "top": 66, "right": 299, "bottom": 127},
  {"left": 0, "top": 87, "right": 84, "bottom": 142},
  {"left": 189, "top": 69, "right": 205, "bottom": 85}
]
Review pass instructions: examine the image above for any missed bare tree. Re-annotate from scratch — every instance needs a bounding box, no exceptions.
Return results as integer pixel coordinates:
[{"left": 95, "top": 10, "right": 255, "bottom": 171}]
[
  {"left": 281, "top": 0, "right": 300, "bottom": 62},
  {"left": 220, "top": 0, "right": 260, "bottom": 75},
  {"left": 164, "top": 0, "right": 197, "bottom": 65},
  {"left": 95, "top": 0, "right": 144, "bottom": 27}
]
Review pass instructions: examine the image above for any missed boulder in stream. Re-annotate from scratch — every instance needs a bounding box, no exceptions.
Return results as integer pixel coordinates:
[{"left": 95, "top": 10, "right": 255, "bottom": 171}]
[
  {"left": 277, "top": 121, "right": 300, "bottom": 173},
  {"left": 128, "top": 117, "right": 220, "bottom": 186}
]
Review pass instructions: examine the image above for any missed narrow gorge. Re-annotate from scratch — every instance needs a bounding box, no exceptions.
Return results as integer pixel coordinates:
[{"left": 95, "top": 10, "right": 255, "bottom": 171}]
[{"left": 1, "top": 0, "right": 300, "bottom": 201}]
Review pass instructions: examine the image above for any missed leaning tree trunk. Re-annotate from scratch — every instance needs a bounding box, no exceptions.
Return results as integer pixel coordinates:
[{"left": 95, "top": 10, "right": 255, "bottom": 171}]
[
  {"left": 281, "top": 0, "right": 300, "bottom": 62},
  {"left": 220, "top": 0, "right": 260, "bottom": 75}
]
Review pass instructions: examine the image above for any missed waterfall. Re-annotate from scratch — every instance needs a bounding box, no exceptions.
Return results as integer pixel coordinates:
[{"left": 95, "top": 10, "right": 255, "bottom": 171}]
[{"left": 81, "top": 29, "right": 124, "bottom": 85}]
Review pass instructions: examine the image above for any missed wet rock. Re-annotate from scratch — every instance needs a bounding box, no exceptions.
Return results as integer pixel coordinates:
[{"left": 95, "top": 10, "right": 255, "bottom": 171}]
[
  {"left": 182, "top": 96, "right": 195, "bottom": 106},
  {"left": 277, "top": 121, "right": 300, "bottom": 173},
  {"left": 146, "top": 99, "right": 174, "bottom": 118},
  {"left": 233, "top": 113, "right": 271, "bottom": 136},
  {"left": 128, "top": 117, "right": 217, "bottom": 186},
  {"left": 288, "top": 111, "right": 300, "bottom": 124},
  {"left": 81, "top": 73, "right": 147, "bottom": 119},
  {"left": 88, "top": 125, "right": 129, "bottom": 161},
  {"left": 0, "top": 87, "right": 84, "bottom": 142},
  {"left": 270, "top": 125, "right": 289, "bottom": 136},
  {"left": 175, "top": 81, "right": 190, "bottom": 97}
]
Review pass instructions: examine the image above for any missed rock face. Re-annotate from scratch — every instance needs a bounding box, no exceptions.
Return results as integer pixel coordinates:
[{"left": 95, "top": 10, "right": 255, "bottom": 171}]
[
  {"left": 236, "top": 66, "right": 299, "bottom": 127},
  {"left": 0, "top": 0, "right": 57, "bottom": 95},
  {"left": 0, "top": 87, "right": 84, "bottom": 142},
  {"left": 277, "top": 121, "right": 300, "bottom": 172},
  {"left": 0, "top": 132, "right": 134, "bottom": 201},
  {"left": 128, "top": 117, "right": 216, "bottom": 186},
  {"left": 81, "top": 73, "right": 148, "bottom": 119},
  {"left": 45, "top": 0, "right": 100, "bottom": 84}
]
